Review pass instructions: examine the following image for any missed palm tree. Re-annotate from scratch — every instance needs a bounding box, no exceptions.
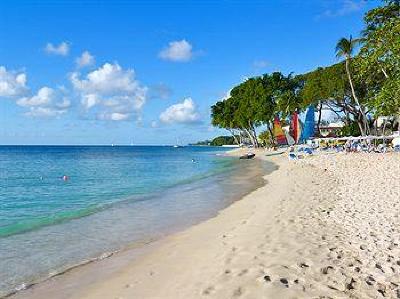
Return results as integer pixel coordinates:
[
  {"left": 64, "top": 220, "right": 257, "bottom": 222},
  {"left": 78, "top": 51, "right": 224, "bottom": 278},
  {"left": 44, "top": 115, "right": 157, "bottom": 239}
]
[{"left": 335, "top": 36, "right": 368, "bottom": 135}]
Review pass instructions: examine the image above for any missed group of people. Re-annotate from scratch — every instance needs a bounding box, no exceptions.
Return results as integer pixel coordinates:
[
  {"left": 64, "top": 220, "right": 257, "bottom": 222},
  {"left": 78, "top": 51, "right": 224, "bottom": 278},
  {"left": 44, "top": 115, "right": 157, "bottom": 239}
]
[
  {"left": 314, "top": 136, "right": 400, "bottom": 154},
  {"left": 342, "top": 140, "right": 393, "bottom": 153},
  {"left": 288, "top": 137, "right": 400, "bottom": 160}
]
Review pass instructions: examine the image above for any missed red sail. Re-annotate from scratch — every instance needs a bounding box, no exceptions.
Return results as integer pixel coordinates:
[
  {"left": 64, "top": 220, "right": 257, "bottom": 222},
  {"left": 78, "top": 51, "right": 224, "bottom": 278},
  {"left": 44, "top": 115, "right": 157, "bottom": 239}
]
[{"left": 291, "top": 112, "right": 301, "bottom": 144}]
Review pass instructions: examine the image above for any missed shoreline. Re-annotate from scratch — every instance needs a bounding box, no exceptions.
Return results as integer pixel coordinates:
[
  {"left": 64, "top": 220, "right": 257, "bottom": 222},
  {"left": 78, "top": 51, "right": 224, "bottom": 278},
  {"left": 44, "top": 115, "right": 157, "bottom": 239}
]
[
  {"left": 7, "top": 149, "right": 270, "bottom": 299},
  {"left": 10, "top": 150, "right": 400, "bottom": 298}
]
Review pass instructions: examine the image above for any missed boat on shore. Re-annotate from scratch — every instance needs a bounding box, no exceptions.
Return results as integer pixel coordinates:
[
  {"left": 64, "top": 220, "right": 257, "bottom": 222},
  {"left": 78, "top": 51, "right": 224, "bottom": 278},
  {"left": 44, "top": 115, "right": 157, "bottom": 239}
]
[{"left": 239, "top": 153, "right": 255, "bottom": 159}]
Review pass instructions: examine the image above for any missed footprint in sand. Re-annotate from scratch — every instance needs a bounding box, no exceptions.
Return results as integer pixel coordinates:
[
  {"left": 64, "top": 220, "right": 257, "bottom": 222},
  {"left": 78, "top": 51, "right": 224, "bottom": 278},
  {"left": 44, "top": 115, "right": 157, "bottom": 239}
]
[
  {"left": 263, "top": 275, "right": 271, "bottom": 282},
  {"left": 232, "top": 287, "right": 243, "bottom": 297},
  {"left": 298, "top": 262, "right": 310, "bottom": 269},
  {"left": 321, "top": 266, "right": 334, "bottom": 274},
  {"left": 202, "top": 286, "right": 215, "bottom": 295},
  {"left": 125, "top": 283, "right": 134, "bottom": 288},
  {"left": 237, "top": 269, "right": 248, "bottom": 276},
  {"left": 279, "top": 278, "right": 289, "bottom": 288}
]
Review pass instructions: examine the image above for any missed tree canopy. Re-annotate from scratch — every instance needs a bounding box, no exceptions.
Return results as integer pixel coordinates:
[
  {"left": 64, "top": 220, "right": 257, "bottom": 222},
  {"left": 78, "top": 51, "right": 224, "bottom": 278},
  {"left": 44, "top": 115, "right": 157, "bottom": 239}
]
[{"left": 211, "top": 0, "right": 399, "bottom": 146}]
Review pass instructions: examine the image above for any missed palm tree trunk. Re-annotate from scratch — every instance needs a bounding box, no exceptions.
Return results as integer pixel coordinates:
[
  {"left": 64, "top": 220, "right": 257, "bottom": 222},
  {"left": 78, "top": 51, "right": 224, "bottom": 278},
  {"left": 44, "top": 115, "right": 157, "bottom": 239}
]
[
  {"left": 345, "top": 58, "right": 368, "bottom": 135},
  {"left": 356, "top": 113, "right": 366, "bottom": 136}
]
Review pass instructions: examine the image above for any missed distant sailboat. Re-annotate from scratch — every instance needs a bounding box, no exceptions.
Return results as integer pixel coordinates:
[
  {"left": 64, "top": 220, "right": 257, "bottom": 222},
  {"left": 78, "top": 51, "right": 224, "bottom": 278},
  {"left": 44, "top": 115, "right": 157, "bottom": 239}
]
[{"left": 173, "top": 137, "right": 184, "bottom": 148}]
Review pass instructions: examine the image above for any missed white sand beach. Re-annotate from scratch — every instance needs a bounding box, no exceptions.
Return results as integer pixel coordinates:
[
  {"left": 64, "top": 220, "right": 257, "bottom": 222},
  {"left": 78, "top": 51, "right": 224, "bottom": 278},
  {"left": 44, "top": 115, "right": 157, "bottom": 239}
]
[{"left": 14, "top": 150, "right": 400, "bottom": 299}]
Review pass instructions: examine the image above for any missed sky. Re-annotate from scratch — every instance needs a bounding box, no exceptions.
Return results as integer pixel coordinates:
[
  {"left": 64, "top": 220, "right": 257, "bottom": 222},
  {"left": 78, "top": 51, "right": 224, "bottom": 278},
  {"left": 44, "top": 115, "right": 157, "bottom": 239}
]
[{"left": 0, "top": 0, "right": 380, "bottom": 145}]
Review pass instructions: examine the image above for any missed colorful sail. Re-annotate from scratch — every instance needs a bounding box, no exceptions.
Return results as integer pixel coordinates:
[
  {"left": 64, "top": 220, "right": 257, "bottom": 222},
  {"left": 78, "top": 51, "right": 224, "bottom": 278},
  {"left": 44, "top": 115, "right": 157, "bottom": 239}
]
[
  {"left": 300, "top": 105, "right": 315, "bottom": 142},
  {"left": 284, "top": 130, "right": 295, "bottom": 146},
  {"left": 291, "top": 111, "right": 302, "bottom": 144},
  {"left": 273, "top": 116, "right": 288, "bottom": 145}
]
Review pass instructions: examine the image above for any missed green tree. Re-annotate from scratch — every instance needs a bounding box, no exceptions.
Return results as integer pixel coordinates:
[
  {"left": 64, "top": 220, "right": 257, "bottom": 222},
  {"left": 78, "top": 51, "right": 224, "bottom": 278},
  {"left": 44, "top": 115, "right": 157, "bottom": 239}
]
[
  {"left": 210, "top": 136, "right": 236, "bottom": 146},
  {"left": 211, "top": 100, "right": 240, "bottom": 145},
  {"left": 358, "top": 0, "right": 400, "bottom": 116},
  {"left": 210, "top": 72, "right": 307, "bottom": 147},
  {"left": 229, "top": 78, "right": 265, "bottom": 147},
  {"left": 299, "top": 63, "right": 368, "bottom": 135},
  {"left": 335, "top": 36, "right": 368, "bottom": 135}
]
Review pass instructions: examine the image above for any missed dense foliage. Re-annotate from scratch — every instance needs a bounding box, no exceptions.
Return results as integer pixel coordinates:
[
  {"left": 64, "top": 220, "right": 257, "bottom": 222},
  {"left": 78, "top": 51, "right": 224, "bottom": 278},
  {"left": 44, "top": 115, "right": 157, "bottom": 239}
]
[
  {"left": 209, "top": 136, "right": 236, "bottom": 146},
  {"left": 191, "top": 136, "right": 237, "bottom": 146},
  {"left": 358, "top": 0, "right": 400, "bottom": 116},
  {"left": 211, "top": 0, "right": 399, "bottom": 146},
  {"left": 211, "top": 73, "right": 302, "bottom": 147}
]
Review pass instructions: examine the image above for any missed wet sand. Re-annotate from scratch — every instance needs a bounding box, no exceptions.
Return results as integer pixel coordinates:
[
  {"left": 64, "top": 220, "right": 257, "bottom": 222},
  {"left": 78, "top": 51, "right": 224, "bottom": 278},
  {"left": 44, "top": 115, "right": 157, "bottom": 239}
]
[
  {"left": 11, "top": 150, "right": 400, "bottom": 298},
  {"left": 8, "top": 154, "right": 270, "bottom": 299}
]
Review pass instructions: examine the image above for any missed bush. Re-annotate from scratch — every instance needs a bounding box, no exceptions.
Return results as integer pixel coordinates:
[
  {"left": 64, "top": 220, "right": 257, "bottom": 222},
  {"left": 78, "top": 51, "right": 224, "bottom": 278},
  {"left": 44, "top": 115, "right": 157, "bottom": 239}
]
[
  {"left": 210, "top": 136, "right": 236, "bottom": 146},
  {"left": 258, "top": 130, "right": 274, "bottom": 147},
  {"left": 340, "top": 121, "right": 361, "bottom": 136}
]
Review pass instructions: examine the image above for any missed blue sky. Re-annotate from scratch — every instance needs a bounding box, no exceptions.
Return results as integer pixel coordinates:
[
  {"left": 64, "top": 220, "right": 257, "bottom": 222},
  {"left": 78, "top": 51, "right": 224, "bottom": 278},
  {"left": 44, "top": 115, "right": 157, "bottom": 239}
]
[{"left": 0, "top": 0, "right": 379, "bottom": 145}]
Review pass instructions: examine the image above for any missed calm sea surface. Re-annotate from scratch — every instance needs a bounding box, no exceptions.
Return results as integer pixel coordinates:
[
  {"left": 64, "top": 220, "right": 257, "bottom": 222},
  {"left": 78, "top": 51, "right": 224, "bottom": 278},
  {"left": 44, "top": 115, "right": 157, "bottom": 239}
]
[{"left": 0, "top": 145, "right": 268, "bottom": 297}]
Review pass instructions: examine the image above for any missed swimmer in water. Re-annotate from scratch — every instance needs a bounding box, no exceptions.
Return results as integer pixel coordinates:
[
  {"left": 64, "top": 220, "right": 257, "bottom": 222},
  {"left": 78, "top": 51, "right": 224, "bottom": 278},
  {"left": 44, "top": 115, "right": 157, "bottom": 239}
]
[{"left": 62, "top": 175, "right": 69, "bottom": 181}]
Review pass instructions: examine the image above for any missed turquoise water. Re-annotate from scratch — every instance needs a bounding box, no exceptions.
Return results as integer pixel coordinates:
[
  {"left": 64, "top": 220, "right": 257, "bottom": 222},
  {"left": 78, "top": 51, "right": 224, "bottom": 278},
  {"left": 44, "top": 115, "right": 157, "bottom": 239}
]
[
  {"left": 0, "top": 146, "right": 233, "bottom": 238},
  {"left": 0, "top": 145, "right": 267, "bottom": 297}
]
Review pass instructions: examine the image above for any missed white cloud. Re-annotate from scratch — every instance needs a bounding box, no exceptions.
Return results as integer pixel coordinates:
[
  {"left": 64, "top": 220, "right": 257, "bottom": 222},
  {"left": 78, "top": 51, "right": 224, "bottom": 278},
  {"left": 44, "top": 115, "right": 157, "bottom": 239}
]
[
  {"left": 159, "top": 40, "right": 193, "bottom": 62},
  {"left": 76, "top": 51, "right": 95, "bottom": 68},
  {"left": 318, "top": 0, "right": 365, "bottom": 18},
  {"left": 160, "top": 98, "right": 201, "bottom": 124},
  {"left": 17, "top": 86, "right": 71, "bottom": 118},
  {"left": 0, "top": 66, "right": 28, "bottom": 97},
  {"left": 0, "top": 66, "right": 70, "bottom": 118},
  {"left": 45, "top": 42, "right": 70, "bottom": 56},
  {"left": 17, "top": 86, "right": 53, "bottom": 107},
  {"left": 253, "top": 60, "right": 268, "bottom": 69},
  {"left": 97, "top": 112, "right": 130, "bottom": 121},
  {"left": 70, "top": 63, "right": 147, "bottom": 121},
  {"left": 25, "top": 106, "right": 67, "bottom": 117}
]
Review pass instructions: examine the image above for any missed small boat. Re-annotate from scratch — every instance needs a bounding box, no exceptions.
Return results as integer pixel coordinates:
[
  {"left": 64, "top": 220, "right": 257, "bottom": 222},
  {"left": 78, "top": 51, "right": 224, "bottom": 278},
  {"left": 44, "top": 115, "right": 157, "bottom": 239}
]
[
  {"left": 239, "top": 153, "right": 255, "bottom": 160},
  {"left": 173, "top": 137, "right": 184, "bottom": 148}
]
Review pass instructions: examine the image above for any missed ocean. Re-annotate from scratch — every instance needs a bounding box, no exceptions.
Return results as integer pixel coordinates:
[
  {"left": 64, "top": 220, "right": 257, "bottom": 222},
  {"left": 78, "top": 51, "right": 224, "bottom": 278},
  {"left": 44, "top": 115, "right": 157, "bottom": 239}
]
[{"left": 0, "top": 145, "right": 267, "bottom": 297}]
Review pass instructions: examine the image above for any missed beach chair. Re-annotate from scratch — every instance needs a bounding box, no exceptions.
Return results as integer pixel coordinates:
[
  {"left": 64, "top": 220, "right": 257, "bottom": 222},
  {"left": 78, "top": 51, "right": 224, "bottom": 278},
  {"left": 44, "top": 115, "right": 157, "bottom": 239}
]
[
  {"left": 375, "top": 144, "right": 387, "bottom": 153},
  {"left": 304, "top": 148, "right": 313, "bottom": 155}
]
